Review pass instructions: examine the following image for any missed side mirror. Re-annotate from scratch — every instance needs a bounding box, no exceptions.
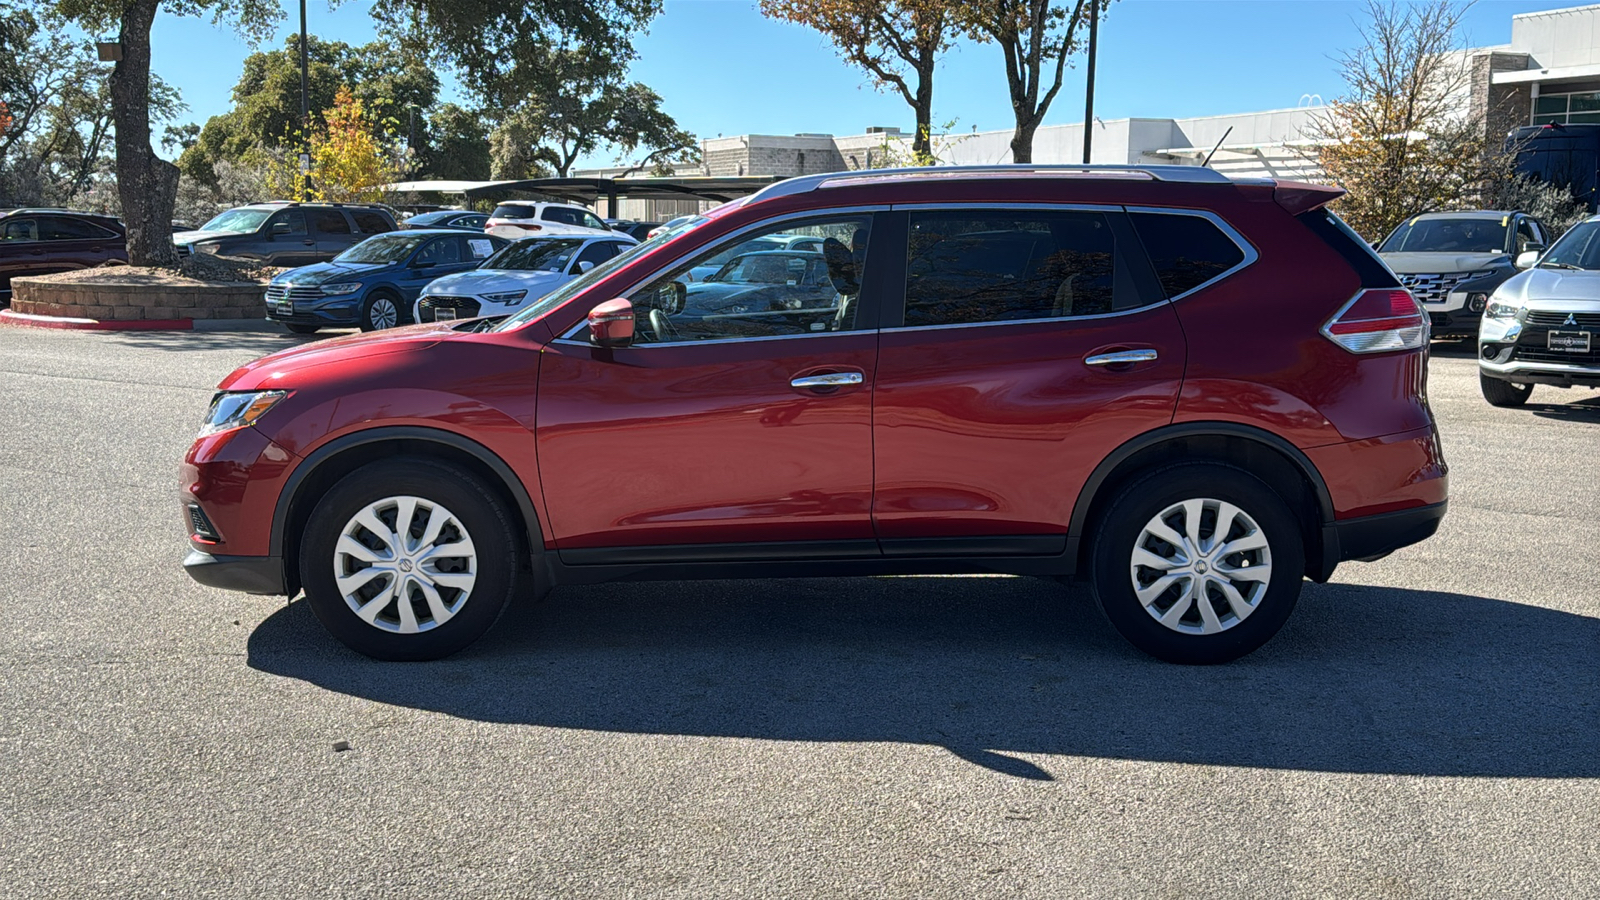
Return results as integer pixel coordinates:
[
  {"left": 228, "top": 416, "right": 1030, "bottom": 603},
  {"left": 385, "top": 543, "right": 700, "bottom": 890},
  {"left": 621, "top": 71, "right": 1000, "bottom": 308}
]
[
  {"left": 1523, "top": 242, "right": 1545, "bottom": 255},
  {"left": 588, "top": 298, "right": 634, "bottom": 348},
  {"left": 578, "top": 260, "right": 595, "bottom": 273},
  {"left": 271, "top": 222, "right": 292, "bottom": 237},
  {"left": 1515, "top": 250, "right": 1541, "bottom": 270}
]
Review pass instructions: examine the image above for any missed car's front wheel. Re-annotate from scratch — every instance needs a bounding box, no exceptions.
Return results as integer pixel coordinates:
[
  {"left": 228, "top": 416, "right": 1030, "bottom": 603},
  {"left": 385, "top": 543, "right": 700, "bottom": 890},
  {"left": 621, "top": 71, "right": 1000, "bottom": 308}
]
[
  {"left": 1480, "top": 372, "right": 1533, "bottom": 407},
  {"left": 285, "top": 324, "right": 320, "bottom": 335},
  {"left": 359, "top": 291, "right": 401, "bottom": 331},
  {"left": 1089, "top": 463, "right": 1305, "bottom": 664},
  {"left": 298, "top": 459, "right": 523, "bottom": 660}
]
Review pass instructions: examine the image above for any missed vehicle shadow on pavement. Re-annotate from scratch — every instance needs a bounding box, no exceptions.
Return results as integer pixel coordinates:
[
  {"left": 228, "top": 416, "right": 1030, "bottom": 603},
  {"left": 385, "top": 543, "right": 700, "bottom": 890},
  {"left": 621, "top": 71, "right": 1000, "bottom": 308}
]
[
  {"left": 246, "top": 577, "right": 1600, "bottom": 780},
  {"left": 100, "top": 330, "right": 325, "bottom": 353},
  {"left": 1530, "top": 395, "right": 1600, "bottom": 423}
]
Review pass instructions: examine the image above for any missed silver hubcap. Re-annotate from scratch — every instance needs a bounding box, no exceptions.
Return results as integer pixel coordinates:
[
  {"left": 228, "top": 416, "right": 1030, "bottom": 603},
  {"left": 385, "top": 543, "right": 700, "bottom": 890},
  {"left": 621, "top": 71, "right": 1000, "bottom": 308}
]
[
  {"left": 1129, "top": 498, "right": 1272, "bottom": 635},
  {"left": 333, "top": 496, "right": 477, "bottom": 634},
  {"left": 370, "top": 297, "right": 398, "bottom": 329}
]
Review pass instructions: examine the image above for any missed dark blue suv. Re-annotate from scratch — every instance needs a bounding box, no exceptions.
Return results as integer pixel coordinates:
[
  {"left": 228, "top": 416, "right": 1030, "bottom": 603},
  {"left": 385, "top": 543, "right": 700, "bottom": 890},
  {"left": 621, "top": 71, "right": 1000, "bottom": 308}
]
[{"left": 265, "top": 229, "right": 509, "bottom": 333}]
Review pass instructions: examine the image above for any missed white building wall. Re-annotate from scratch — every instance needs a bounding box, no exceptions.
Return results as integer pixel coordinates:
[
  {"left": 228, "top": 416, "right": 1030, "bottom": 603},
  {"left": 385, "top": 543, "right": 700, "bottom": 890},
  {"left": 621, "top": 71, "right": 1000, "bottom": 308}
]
[{"left": 1511, "top": 4, "right": 1600, "bottom": 68}]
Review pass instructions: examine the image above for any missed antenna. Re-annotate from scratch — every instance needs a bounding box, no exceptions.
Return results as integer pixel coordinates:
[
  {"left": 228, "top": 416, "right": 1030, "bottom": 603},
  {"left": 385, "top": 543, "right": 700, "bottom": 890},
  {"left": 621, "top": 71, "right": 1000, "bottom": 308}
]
[{"left": 1202, "top": 126, "right": 1234, "bottom": 168}]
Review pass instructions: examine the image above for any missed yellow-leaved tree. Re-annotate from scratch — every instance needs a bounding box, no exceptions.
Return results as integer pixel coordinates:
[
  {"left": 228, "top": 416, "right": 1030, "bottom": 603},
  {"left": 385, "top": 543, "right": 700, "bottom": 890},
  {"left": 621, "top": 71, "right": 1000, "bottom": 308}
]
[{"left": 268, "top": 86, "right": 398, "bottom": 202}]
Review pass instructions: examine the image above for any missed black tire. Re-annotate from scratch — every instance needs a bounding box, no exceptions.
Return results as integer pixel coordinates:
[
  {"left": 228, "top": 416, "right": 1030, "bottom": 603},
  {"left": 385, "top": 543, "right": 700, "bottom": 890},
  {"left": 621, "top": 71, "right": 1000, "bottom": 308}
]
[
  {"left": 359, "top": 290, "right": 402, "bottom": 332},
  {"left": 1089, "top": 463, "right": 1305, "bottom": 665},
  {"left": 298, "top": 459, "right": 524, "bottom": 660},
  {"left": 285, "top": 324, "right": 320, "bottom": 335},
  {"left": 1480, "top": 372, "right": 1533, "bottom": 407}
]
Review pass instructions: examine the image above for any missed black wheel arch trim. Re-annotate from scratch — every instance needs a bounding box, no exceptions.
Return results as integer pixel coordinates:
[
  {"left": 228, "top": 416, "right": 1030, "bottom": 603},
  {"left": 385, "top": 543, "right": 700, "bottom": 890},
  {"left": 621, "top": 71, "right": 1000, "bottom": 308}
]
[
  {"left": 269, "top": 425, "right": 545, "bottom": 572},
  {"left": 1064, "top": 421, "right": 1341, "bottom": 580}
]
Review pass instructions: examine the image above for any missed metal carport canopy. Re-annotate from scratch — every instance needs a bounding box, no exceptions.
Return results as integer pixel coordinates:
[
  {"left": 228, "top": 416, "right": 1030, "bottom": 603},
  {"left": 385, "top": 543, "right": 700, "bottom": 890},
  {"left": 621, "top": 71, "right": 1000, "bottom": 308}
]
[{"left": 380, "top": 176, "right": 784, "bottom": 205}]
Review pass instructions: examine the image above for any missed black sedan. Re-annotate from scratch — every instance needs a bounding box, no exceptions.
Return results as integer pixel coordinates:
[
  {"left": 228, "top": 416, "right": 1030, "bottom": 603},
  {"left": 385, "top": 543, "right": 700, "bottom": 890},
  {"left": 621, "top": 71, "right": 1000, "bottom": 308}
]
[{"left": 401, "top": 210, "right": 490, "bottom": 232}]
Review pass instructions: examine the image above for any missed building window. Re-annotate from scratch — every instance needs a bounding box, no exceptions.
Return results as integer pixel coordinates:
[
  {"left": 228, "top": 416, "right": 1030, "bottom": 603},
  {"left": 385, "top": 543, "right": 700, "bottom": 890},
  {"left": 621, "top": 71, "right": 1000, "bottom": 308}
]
[{"left": 1532, "top": 90, "right": 1600, "bottom": 125}]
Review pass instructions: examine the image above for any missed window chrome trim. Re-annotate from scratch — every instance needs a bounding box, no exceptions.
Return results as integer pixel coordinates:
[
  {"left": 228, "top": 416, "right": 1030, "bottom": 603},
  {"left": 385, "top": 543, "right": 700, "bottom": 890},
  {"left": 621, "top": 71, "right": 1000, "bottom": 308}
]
[
  {"left": 1123, "top": 206, "right": 1259, "bottom": 302},
  {"left": 881, "top": 301, "right": 1170, "bottom": 335},
  {"left": 551, "top": 329, "right": 867, "bottom": 349},
  {"left": 554, "top": 204, "right": 889, "bottom": 344}
]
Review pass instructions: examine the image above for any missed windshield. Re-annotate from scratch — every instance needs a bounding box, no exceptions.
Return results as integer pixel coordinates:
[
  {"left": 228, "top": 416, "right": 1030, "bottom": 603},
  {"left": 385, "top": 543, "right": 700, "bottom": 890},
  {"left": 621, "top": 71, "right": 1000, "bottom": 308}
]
[
  {"left": 1537, "top": 219, "right": 1600, "bottom": 270},
  {"left": 199, "top": 208, "right": 273, "bottom": 234},
  {"left": 483, "top": 238, "right": 584, "bottom": 272},
  {"left": 1379, "top": 217, "right": 1508, "bottom": 254},
  {"left": 494, "top": 216, "right": 709, "bottom": 332},
  {"left": 335, "top": 233, "right": 432, "bottom": 264}
]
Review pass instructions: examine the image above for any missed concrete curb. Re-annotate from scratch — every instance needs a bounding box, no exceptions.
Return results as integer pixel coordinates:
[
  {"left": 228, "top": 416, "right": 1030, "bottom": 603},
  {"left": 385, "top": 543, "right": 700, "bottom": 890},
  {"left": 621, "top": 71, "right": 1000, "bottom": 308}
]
[{"left": 0, "top": 310, "right": 283, "bottom": 333}]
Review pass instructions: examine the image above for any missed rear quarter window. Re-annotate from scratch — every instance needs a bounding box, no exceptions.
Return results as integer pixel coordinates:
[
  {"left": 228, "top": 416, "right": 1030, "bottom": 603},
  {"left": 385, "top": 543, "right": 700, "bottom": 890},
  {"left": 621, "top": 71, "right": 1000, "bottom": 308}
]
[{"left": 1129, "top": 212, "right": 1248, "bottom": 298}]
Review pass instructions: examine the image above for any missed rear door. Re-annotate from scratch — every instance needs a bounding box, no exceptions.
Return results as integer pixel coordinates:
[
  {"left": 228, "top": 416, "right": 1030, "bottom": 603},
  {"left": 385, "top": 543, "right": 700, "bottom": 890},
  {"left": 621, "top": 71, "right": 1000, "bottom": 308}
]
[
  {"left": 311, "top": 209, "right": 357, "bottom": 260},
  {"left": 870, "top": 204, "right": 1188, "bottom": 552}
]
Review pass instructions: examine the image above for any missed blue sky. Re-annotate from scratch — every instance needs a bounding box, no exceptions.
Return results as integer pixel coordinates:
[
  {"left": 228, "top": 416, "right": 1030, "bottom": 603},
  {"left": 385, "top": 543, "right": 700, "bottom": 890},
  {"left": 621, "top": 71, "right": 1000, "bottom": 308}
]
[{"left": 148, "top": 0, "right": 1586, "bottom": 167}]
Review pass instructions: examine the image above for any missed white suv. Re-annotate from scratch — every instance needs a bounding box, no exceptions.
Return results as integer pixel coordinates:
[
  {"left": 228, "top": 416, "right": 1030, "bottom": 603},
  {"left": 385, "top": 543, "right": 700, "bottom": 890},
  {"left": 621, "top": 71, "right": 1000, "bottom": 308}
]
[
  {"left": 1479, "top": 214, "right": 1600, "bottom": 406},
  {"left": 485, "top": 202, "right": 612, "bottom": 240}
]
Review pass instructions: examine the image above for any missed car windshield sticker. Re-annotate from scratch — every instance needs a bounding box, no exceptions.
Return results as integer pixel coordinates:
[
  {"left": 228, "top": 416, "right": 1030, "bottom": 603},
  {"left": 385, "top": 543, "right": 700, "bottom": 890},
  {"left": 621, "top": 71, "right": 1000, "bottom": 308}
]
[{"left": 469, "top": 239, "right": 494, "bottom": 258}]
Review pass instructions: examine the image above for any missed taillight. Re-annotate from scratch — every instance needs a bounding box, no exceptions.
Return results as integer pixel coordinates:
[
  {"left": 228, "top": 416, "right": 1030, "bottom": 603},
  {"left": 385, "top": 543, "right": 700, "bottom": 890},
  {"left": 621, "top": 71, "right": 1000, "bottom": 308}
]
[{"left": 1322, "top": 288, "right": 1427, "bottom": 353}]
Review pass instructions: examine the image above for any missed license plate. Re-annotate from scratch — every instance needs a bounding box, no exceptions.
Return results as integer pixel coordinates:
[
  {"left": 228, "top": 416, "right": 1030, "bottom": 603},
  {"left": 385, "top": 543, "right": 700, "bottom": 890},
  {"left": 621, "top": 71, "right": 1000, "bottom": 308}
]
[
  {"left": 1547, "top": 330, "right": 1592, "bottom": 352},
  {"left": 434, "top": 308, "right": 456, "bottom": 321}
]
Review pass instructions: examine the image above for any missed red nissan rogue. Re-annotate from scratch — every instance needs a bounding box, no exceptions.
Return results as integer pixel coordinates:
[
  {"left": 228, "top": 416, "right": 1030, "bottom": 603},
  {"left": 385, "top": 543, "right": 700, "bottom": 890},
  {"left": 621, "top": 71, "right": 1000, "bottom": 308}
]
[{"left": 181, "top": 166, "right": 1446, "bottom": 664}]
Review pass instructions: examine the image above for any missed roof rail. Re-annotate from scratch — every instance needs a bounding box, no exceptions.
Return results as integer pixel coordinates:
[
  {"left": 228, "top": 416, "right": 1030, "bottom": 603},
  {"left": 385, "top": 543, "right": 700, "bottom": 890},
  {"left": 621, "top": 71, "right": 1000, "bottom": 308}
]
[{"left": 746, "top": 164, "right": 1235, "bottom": 204}]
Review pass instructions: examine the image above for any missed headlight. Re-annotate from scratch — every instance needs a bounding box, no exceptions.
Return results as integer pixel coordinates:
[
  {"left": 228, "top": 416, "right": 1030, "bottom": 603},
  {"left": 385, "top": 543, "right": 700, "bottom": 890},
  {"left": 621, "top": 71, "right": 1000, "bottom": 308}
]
[
  {"left": 198, "top": 390, "right": 290, "bottom": 438},
  {"left": 320, "top": 283, "right": 363, "bottom": 295},
  {"left": 482, "top": 290, "right": 528, "bottom": 304},
  {"left": 1484, "top": 299, "right": 1520, "bottom": 320},
  {"left": 196, "top": 242, "right": 222, "bottom": 255}
]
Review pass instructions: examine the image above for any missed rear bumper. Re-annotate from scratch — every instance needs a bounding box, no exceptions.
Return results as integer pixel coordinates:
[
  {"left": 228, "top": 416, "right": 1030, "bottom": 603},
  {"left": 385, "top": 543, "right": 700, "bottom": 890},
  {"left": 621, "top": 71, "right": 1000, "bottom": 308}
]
[
  {"left": 1334, "top": 501, "right": 1447, "bottom": 563},
  {"left": 183, "top": 550, "right": 287, "bottom": 595}
]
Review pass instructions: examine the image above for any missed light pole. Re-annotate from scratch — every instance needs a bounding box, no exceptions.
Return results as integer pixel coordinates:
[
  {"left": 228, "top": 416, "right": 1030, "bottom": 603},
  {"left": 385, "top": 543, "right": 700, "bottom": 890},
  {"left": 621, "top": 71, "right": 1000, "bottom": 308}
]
[
  {"left": 1082, "top": 0, "right": 1099, "bottom": 165},
  {"left": 298, "top": 0, "right": 310, "bottom": 180}
]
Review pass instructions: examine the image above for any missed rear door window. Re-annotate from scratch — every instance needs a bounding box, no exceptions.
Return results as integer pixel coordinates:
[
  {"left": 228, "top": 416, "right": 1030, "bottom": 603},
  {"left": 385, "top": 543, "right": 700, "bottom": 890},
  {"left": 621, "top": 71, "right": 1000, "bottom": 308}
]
[
  {"left": 541, "top": 207, "right": 582, "bottom": 227},
  {"left": 352, "top": 210, "right": 393, "bottom": 234},
  {"left": 312, "top": 210, "right": 352, "bottom": 235},
  {"left": 902, "top": 209, "right": 1123, "bottom": 327},
  {"left": 579, "top": 210, "right": 608, "bottom": 231},
  {"left": 1128, "top": 212, "right": 1248, "bottom": 299}
]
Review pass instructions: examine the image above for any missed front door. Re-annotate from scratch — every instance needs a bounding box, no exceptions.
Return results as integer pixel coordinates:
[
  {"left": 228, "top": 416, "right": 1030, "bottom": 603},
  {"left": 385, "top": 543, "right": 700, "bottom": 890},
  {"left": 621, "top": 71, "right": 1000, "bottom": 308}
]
[
  {"left": 870, "top": 205, "right": 1189, "bottom": 549},
  {"left": 536, "top": 212, "right": 884, "bottom": 556}
]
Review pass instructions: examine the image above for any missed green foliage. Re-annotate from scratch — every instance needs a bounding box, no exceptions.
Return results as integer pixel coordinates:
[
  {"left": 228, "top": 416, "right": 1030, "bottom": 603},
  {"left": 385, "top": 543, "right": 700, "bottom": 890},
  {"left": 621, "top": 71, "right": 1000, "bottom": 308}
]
[
  {"left": 1483, "top": 175, "right": 1591, "bottom": 240},
  {"left": 418, "top": 104, "right": 492, "bottom": 180},
  {"left": 483, "top": 48, "right": 695, "bottom": 177}
]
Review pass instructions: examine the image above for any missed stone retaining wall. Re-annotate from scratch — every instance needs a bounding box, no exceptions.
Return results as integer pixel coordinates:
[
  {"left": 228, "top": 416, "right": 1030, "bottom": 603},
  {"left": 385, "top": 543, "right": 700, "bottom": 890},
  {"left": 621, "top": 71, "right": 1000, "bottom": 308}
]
[{"left": 11, "top": 277, "right": 267, "bottom": 321}]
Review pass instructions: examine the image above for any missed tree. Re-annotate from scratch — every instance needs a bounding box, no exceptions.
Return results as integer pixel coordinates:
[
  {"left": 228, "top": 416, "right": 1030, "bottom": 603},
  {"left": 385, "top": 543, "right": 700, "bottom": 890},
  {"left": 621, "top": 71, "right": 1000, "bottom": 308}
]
[
  {"left": 267, "top": 86, "right": 399, "bottom": 202},
  {"left": 1310, "top": 0, "right": 1511, "bottom": 240},
  {"left": 961, "top": 0, "right": 1111, "bottom": 163},
  {"left": 760, "top": 0, "right": 962, "bottom": 161},
  {"left": 46, "top": 0, "right": 281, "bottom": 266},
  {"left": 418, "top": 103, "right": 491, "bottom": 180},
  {"left": 483, "top": 49, "right": 695, "bottom": 178},
  {"left": 177, "top": 35, "right": 437, "bottom": 188}
]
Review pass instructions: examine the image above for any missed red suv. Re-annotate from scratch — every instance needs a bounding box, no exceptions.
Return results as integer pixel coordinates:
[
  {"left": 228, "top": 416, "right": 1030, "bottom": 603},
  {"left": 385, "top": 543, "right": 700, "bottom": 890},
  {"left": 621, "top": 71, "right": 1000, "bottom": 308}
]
[{"left": 181, "top": 166, "right": 1447, "bottom": 664}]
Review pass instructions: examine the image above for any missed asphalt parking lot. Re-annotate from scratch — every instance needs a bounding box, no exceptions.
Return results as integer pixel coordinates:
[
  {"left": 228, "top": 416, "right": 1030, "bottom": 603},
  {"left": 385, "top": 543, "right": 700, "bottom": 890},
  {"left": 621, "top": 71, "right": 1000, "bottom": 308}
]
[{"left": 0, "top": 325, "right": 1596, "bottom": 898}]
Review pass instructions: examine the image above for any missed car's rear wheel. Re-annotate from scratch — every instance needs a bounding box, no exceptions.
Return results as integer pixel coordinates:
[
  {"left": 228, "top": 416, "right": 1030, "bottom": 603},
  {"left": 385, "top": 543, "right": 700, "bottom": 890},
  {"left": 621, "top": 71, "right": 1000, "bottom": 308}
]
[
  {"left": 285, "top": 324, "right": 320, "bottom": 335},
  {"left": 359, "top": 291, "right": 401, "bottom": 331},
  {"left": 1480, "top": 372, "right": 1533, "bottom": 407},
  {"left": 1089, "top": 463, "right": 1305, "bottom": 664},
  {"left": 298, "top": 459, "right": 522, "bottom": 660}
]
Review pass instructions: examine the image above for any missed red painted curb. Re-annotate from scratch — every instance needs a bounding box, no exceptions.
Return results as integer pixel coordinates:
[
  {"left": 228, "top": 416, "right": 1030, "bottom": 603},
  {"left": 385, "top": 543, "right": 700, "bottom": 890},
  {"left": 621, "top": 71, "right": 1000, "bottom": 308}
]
[{"left": 0, "top": 310, "right": 195, "bottom": 331}]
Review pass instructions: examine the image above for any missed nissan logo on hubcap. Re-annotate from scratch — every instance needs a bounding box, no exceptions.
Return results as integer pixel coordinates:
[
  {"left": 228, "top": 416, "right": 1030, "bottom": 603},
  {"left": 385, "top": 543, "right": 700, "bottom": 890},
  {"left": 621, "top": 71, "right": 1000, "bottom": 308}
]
[{"left": 398, "top": 560, "right": 413, "bottom": 573}]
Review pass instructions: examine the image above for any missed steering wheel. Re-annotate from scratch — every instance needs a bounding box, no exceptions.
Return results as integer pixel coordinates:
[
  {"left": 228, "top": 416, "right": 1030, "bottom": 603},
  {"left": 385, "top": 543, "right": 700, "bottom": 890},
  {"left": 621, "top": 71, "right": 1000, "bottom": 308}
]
[{"left": 648, "top": 308, "right": 679, "bottom": 343}]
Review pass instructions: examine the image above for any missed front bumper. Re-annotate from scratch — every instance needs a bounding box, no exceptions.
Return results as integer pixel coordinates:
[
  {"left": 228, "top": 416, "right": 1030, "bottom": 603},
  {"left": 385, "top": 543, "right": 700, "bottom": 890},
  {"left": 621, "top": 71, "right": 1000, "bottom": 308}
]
[
  {"left": 183, "top": 550, "right": 287, "bottom": 594},
  {"left": 1334, "top": 501, "right": 1448, "bottom": 563},
  {"left": 266, "top": 297, "right": 366, "bottom": 328},
  {"left": 1479, "top": 313, "right": 1600, "bottom": 386}
]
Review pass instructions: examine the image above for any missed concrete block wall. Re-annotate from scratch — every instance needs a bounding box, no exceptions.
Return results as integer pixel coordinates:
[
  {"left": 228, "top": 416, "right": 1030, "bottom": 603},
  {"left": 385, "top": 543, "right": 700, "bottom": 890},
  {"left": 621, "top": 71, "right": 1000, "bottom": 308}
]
[{"left": 12, "top": 278, "right": 267, "bottom": 322}]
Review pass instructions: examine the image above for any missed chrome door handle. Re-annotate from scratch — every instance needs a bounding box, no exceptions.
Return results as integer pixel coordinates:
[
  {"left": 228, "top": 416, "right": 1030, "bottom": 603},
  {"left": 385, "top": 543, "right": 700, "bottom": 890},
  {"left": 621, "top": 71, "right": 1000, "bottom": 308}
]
[
  {"left": 1085, "top": 349, "right": 1158, "bottom": 367},
  {"left": 791, "top": 372, "right": 864, "bottom": 388}
]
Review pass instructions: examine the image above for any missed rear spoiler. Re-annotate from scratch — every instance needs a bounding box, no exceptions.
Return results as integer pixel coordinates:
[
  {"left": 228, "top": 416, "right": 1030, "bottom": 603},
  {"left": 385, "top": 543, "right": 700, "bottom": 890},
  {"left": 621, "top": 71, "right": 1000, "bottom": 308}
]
[{"left": 1271, "top": 181, "right": 1346, "bottom": 216}]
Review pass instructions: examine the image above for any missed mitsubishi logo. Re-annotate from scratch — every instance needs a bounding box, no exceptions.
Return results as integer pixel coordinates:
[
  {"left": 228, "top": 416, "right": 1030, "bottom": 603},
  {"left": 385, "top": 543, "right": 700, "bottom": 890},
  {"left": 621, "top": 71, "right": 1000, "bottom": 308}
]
[{"left": 1565, "top": 313, "right": 1579, "bottom": 326}]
